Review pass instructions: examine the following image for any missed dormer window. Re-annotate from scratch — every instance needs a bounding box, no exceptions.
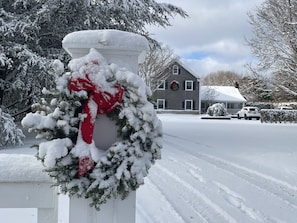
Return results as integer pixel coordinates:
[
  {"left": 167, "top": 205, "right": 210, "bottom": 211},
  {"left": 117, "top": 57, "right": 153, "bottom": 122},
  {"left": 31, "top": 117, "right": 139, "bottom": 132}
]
[{"left": 172, "top": 65, "right": 179, "bottom": 75}]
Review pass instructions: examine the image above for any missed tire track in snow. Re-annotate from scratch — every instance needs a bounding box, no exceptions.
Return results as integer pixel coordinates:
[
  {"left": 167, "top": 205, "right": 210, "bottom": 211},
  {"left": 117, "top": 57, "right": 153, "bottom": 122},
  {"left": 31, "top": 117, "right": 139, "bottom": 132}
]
[
  {"left": 154, "top": 163, "right": 238, "bottom": 223},
  {"left": 164, "top": 135, "right": 297, "bottom": 210},
  {"left": 169, "top": 156, "right": 205, "bottom": 183},
  {"left": 136, "top": 204, "right": 152, "bottom": 223},
  {"left": 165, "top": 154, "right": 274, "bottom": 223},
  {"left": 148, "top": 170, "right": 210, "bottom": 223},
  {"left": 137, "top": 177, "right": 186, "bottom": 223},
  {"left": 166, "top": 150, "right": 293, "bottom": 223},
  {"left": 213, "top": 181, "right": 275, "bottom": 223}
]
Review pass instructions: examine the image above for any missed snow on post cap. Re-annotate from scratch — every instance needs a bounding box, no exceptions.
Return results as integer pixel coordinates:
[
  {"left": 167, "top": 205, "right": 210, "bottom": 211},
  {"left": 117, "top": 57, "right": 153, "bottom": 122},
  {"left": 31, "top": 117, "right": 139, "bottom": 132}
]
[
  {"left": 62, "top": 29, "right": 149, "bottom": 57},
  {"left": 0, "top": 154, "right": 51, "bottom": 183}
]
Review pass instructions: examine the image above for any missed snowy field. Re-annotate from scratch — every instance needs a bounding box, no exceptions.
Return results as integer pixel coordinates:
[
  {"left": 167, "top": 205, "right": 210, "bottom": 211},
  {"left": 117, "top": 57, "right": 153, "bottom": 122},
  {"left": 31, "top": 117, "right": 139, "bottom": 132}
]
[{"left": 1, "top": 113, "right": 297, "bottom": 223}]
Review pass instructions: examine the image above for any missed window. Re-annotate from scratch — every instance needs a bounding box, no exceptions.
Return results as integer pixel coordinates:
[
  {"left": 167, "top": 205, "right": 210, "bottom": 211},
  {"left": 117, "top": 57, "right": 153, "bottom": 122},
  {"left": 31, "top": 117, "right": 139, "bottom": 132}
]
[
  {"left": 158, "top": 80, "right": 166, "bottom": 90},
  {"left": 227, "top": 103, "right": 234, "bottom": 109},
  {"left": 185, "top": 100, "right": 193, "bottom": 110},
  {"left": 227, "top": 103, "right": 241, "bottom": 109},
  {"left": 172, "top": 65, "right": 179, "bottom": 75},
  {"left": 157, "top": 99, "right": 166, "bottom": 110},
  {"left": 185, "top": 80, "right": 194, "bottom": 91}
]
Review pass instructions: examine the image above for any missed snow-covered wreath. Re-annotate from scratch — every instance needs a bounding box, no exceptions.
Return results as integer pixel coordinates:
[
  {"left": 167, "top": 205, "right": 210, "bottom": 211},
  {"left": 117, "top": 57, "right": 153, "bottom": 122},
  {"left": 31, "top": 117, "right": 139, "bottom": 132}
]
[{"left": 22, "top": 49, "right": 162, "bottom": 209}]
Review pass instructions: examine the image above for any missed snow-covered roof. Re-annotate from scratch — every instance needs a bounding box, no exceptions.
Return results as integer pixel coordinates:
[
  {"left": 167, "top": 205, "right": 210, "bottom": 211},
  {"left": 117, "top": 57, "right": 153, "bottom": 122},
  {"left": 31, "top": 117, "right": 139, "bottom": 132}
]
[{"left": 201, "top": 86, "right": 247, "bottom": 103}]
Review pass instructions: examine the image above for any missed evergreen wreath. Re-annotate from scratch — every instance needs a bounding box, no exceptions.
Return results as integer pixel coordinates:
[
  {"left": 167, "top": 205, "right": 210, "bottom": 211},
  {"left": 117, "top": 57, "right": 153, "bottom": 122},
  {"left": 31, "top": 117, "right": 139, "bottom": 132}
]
[
  {"left": 22, "top": 49, "right": 162, "bottom": 210},
  {"left": 170, "top": 80, "right": 180, "bottom": 91}
]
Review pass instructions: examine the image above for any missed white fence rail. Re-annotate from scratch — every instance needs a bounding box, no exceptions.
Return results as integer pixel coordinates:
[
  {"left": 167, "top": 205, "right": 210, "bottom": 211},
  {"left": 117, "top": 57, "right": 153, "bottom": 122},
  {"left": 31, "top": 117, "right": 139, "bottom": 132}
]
[
  {"left": 0, "top": 154, "right": 135, "bottom": 223},
  {"left": 0, "top": 154, "right": 58, "bottom": 223}
]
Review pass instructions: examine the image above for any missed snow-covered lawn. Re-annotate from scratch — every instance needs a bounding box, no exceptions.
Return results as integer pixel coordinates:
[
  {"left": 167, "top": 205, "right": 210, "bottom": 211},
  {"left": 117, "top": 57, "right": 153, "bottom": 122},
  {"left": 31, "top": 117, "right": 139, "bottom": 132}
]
[{"left": 1, "top": 114, "right": 297, "bottom": 223}]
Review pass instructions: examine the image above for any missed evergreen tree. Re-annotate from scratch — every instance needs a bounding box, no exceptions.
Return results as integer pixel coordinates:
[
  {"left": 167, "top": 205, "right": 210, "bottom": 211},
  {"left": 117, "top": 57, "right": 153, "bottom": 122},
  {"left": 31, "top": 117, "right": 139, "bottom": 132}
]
[
  {"left": 0, "top": 0, "right": 187, "bottom": 119},
  {"left": 0, "top": 108, "right": 24, "bottom": 147}
]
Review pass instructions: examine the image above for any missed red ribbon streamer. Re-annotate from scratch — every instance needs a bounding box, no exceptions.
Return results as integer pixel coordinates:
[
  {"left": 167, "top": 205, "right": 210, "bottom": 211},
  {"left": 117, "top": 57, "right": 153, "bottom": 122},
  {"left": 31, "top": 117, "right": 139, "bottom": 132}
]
[{"left": 70, "top": 73, "right": 124, "bottom": 177}]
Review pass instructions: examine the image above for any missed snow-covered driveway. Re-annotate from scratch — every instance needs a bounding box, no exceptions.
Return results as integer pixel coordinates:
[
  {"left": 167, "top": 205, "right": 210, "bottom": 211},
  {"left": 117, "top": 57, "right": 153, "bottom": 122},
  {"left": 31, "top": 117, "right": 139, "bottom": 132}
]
[{"left": 137, "top": 114, "right": 297, "bottom": 223}]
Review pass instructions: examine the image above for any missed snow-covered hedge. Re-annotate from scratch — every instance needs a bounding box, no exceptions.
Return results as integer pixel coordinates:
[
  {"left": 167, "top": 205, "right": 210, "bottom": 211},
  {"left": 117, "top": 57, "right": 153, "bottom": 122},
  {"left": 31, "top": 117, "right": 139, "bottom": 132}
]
[
  {"left": 260, "top": 109, "right": 297, "bottom": 123},
  {"left": 0, "top": 109, "right": 25, "bottom": 147},
  {"left": 207, "top": 103, "right": 227, "bottom": 116}
]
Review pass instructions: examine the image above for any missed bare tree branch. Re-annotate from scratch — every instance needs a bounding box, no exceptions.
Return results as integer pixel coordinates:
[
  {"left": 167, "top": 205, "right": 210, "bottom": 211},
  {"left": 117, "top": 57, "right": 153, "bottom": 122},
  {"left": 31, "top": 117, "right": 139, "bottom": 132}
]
[
  {"left": 139, "top": 45, "right": 178, "bottom": 91},
  {"left": 247, "top": 0, "right": 297, "bottom": 99}
]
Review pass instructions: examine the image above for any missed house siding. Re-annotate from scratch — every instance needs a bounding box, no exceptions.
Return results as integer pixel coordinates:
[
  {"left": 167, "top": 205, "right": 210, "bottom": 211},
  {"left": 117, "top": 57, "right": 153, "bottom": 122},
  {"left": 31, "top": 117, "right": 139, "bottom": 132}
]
[{"left": 153, "top": 62, "right": 200, "bottom": 112}]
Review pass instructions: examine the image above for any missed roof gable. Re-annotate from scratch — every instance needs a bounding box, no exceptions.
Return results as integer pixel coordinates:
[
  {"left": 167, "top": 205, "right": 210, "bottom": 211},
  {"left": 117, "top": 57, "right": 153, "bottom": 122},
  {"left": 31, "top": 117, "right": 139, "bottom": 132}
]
[{"left": 173, "top": 60, "right": 200, "bottom": 80}]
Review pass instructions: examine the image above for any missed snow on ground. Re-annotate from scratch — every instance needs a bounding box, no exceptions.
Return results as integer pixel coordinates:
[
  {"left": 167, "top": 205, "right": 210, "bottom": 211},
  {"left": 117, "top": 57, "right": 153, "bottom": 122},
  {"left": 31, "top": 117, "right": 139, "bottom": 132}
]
[{"left": 1, "top": 114, "right": 297, "bottom": 223}]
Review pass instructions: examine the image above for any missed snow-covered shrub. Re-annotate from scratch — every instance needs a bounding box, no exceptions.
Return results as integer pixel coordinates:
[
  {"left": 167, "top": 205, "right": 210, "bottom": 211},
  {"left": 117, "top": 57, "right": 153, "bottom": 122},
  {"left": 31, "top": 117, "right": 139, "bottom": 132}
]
[
  {"left": 0, "top": 109, "right": 25, "bottom": 147},
  {"left": 207, "top": 103, "right": 227, "bottom": 116},
  {"left": 260, "top": 109, "right": 297, "bottom": 123}
]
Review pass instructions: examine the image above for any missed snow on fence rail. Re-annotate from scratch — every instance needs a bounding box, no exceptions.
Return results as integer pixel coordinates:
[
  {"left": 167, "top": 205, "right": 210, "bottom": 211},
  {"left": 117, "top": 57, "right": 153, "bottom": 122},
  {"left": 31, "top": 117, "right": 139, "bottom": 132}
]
[
  {"left": 260, "top": 109, "right": 297, "bottom": 123},
  {"left": 0, "top": 154, "right": 58, "bottom": 223}
]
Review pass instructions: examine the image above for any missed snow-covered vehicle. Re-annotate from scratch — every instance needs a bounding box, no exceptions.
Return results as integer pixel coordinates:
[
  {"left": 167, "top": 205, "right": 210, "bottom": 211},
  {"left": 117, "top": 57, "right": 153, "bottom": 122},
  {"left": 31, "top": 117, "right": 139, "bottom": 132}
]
[{"left": 237, "top": 106, "right": 260, "bottom": 120}]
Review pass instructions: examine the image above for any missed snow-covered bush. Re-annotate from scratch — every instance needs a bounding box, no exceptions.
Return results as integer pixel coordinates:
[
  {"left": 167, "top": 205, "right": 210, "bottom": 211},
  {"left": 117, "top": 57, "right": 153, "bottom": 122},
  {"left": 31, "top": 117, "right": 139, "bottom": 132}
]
[
  {"left": 260, "top": 109, "right": 297, "bottom": 123},
  {"left": 207, "top": 103, "right": 227, "bottom": 116},
  {"left": 0, "top": 109, "right": 25, "bottom": 147}
]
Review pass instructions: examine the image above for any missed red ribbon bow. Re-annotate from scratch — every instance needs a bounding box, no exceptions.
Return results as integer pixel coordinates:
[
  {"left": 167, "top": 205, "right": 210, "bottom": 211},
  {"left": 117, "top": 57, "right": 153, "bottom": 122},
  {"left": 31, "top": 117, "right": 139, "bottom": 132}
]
[{"left": 69, "top": 72, "right": 124, "bottom": 177}]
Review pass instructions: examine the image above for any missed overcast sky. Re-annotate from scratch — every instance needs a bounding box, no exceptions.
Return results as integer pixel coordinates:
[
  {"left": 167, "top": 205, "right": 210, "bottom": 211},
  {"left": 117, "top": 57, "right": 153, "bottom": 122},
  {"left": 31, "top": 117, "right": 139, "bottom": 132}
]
[{"left": 148, "top": 0, "right": 264, "bottom": 77}]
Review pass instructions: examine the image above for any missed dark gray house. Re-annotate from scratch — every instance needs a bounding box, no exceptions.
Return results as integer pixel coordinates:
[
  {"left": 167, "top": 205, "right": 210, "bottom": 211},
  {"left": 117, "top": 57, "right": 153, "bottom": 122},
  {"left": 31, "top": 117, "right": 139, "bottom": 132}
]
[{"left": 152, "top": 60, "right": 200, "bottom": 112}]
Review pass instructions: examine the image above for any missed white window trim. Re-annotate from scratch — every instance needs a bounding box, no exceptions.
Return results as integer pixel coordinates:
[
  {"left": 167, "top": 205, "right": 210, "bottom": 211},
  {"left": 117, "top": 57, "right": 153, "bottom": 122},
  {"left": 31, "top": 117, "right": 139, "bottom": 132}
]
[
  {"left": 172, "top": 65, "right": 179, "bottom": 75},
  {"left": 157, "top": 99, "right": 166, "bottom": 110},
  {"left": 185, "top": 100, "right": 193, "bottom": 110},
  {"left": 185, "top": 80, "right": 194, "bottom": 91},
  {"left": 157, "top": 80, "right": 166, "bottom": 90}
]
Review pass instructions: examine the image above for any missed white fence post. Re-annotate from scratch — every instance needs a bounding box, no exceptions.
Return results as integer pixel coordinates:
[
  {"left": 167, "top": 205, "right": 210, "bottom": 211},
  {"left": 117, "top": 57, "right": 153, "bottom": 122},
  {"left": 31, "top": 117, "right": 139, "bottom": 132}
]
[
  {"left": 62, "top": 29, "right": 148, "bottom": 223},
  {"left": 69, "top": 192, "right": 136, "bottom": 223},
  {"left": 0, "top": 154, "right": 58, "bottom": 223}
]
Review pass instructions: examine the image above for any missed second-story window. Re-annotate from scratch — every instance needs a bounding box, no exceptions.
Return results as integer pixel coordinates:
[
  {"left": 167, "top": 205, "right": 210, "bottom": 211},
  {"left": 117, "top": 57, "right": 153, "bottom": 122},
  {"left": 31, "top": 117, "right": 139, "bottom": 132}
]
[
  {"left": 172, "top": 65, "right": 179, "bottom": 75},
  {"left": 158, "top": 80, "right": 166, "bottom": 90},
  {"left": 185, "top": 80, "right": 194, "bottom": 91}
]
